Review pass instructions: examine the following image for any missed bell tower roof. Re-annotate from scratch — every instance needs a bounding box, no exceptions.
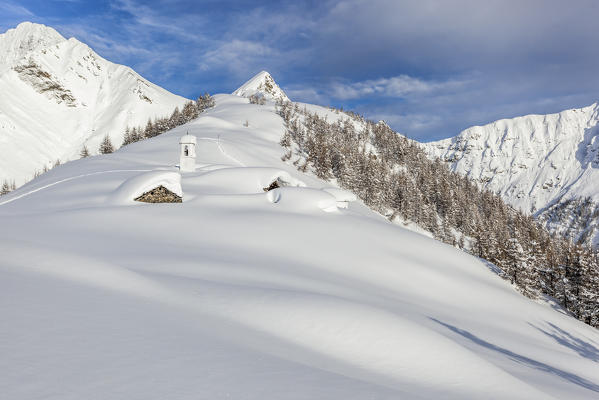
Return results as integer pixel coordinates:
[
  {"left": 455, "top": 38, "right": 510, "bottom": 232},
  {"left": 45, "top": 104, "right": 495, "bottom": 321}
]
[{"left": 179, "top": 133, "right": 196, "bottom": 145}]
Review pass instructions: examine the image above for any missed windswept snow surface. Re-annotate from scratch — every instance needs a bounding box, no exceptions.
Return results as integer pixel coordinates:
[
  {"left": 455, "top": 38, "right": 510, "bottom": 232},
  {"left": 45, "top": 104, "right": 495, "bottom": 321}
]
[
  {"left": 0, "top": 22, "right": 187, "bottom": 186},
  {"left": 2, "top": 95, "right": 599, "bottom": 400}
]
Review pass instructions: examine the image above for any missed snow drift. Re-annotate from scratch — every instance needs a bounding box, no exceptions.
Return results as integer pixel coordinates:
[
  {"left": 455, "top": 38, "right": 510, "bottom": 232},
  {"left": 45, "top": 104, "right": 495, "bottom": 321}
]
[{"left": 1, "top": 93, "right": 599, "bottom": 399}]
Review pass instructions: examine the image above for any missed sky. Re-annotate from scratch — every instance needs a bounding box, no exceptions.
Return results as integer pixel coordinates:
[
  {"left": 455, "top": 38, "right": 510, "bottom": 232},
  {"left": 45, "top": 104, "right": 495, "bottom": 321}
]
[{"left": 1, "top": 0, "right": 598, "bottom": 141}]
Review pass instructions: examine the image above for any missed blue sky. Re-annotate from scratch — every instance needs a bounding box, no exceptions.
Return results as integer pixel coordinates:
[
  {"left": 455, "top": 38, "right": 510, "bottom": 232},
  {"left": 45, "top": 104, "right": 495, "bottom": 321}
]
[{"left": 1, "top": 0, "right": 599, "bottom": 141}]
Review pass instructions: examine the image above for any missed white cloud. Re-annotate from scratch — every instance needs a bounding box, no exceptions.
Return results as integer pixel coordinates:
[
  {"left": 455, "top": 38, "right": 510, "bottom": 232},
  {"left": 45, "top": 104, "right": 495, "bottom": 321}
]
[
  {"left": 111, "top": 0, "right": 206, "bottom": 43},
  {"left": 284, "top": 86, "right": 328, "bottom": 105},
  {"left": 0, "top": 1, "right": 34, "bottom": 17},
  {"left": 199, "top": 39, "right": 276, "bottom": 75},
  {"left": 329, "top": 75, "right": 467, "bottom": 100}
]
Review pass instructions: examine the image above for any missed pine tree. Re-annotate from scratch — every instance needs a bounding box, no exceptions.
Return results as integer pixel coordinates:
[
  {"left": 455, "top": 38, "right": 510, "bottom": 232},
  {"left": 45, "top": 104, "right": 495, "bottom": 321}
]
[
  {"left": 99, "top": 134, "right": 114, "bottom": 154},
  {"left": 122, "top": 127, "right": 133, "bottom": 146},
  {"left": 154, "top": 117, "right": 168, "bottom": 135},
  {"left": 1, "top": 180, "right": 10, "bottom": 195},
  {"left": 280, "top": 130, "right": 291, "bottom": 148},
  {"left": 144, "top": 119, "right": 157, "bottom": 138},
  {"left": 196, "top": 93, "right": 215, "bottom": 112},
  {"left": 80, "top": 144, "right": 90, "bottom": 158},
  {"left": 182, "top": 101, "right": 198, "bottom": 122},
  {"left": 130, "top": 127, "right": 142, "bottom": 143},
  {"left": 169, "top": 107, "right": 181, "bottom": 129}
]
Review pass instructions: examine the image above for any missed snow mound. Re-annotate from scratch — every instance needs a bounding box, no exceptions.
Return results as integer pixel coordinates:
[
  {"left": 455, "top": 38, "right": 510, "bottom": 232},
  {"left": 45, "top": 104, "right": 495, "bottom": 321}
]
[
  {"left": 322, "top": 187, "right": 358, "bottom": 208},
  {"left": 108, "top": 170, "right": 182, "bottom": 205},
  {"left": 232, "top": 70, "right": 290, "bottom": 102},
  {"left": 184, "top": 167, "right": 305, "bottom": 196},
  {"left": 266, "top": 187, "right": 339, "bottom": 213}
]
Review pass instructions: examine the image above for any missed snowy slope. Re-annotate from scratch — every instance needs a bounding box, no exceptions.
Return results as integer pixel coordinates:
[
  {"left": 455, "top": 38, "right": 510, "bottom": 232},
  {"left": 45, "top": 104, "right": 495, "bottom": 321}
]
[
  {"left": 232, "top": 70, "right": 290, "bottom": 102},
  {"left": 1, "top": 93, "right": 599, "bottom": 400},
  {"left": 424, "top": 104, "right": 599, "bottom": 236},
  {"left": 0, "top": 22, "right": 188, "bottom": 186}
]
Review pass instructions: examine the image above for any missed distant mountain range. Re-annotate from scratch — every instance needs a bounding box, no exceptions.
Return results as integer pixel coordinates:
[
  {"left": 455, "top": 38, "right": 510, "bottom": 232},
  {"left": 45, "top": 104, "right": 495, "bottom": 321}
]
[{"left": 424, "top": 103, "right": 599, "bottom": 246}]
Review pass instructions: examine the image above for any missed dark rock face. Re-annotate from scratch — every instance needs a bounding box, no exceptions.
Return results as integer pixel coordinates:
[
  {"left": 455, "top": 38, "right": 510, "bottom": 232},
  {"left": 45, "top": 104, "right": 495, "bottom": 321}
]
[
  {"left": 134, "top": 185, "right": 182, "bottom": 203},
  {"left": 14, "top": 61, "right": 77, "bottom": 106}
]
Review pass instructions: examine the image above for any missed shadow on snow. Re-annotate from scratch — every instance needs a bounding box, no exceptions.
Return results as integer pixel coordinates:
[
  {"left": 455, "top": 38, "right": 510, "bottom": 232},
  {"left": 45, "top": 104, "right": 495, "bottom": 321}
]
[{"left": 430, "top": 317, "right": 599, "bottom": 393}]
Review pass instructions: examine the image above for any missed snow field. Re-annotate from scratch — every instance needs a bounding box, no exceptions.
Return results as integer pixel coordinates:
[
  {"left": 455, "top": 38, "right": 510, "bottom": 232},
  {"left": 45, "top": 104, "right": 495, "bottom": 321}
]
[{"left": 1, "top": 94, "right": 599, "bottom": 399}]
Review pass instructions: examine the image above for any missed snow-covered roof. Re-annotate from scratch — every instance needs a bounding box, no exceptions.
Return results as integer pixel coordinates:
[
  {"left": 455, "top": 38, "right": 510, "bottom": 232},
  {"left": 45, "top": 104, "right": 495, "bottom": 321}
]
[{"left": 179, "top": 134, "right": 197, "bottom": 144}]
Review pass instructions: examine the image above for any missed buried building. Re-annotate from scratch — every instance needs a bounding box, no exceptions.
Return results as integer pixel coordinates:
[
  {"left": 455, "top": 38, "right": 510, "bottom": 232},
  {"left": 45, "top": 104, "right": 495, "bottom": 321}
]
[
  {"left": 134, "top": 185, "right": 182, "bottom": 203},
  {"left": 108, "top": 170, "right": 184, "bottom": 205}
]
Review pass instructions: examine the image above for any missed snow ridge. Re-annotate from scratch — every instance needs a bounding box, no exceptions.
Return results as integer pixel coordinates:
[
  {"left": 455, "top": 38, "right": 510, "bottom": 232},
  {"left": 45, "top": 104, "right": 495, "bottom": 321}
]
[{"left": 0, "top": 22, "right": 65, "bottom": 72}]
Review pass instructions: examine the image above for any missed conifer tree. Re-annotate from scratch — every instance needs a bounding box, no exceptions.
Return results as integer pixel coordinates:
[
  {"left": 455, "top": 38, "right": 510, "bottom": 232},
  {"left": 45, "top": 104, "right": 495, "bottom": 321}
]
[
  {"left": 80, "top": 144, "right": 90, "bottom": 158},
  {"left": 99, "top": 134, "right": 114, "bottom": 154},
  {"left": 122, "top": 127, "right": 133, "bottom": 146},
  {"left": 169, "top": 107, "right": 181, "bottom": 129},
  {"left": 1, "top": 180, "right": 10, "bottom": 195},
  {"left": 144, "top": 119, "right": 157, "bottom": 138},
  {"left": 182, "top": 101, "right": 198, "bottom": 122},
  {"left": 130, "top": 127, "right": 141, "bottom": 143}
]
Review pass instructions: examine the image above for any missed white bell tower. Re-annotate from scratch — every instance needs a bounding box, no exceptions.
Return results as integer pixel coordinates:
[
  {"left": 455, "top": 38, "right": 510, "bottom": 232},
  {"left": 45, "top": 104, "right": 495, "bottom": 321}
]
[{"left": 179, "top": 133, "right": 197, "bottom": 172}]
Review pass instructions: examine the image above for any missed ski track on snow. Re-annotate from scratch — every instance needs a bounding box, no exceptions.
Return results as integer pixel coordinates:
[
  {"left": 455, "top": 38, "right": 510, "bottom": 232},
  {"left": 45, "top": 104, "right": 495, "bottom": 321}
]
[{"left": 0, "top": 169, "right": 152, "bottom": 206}]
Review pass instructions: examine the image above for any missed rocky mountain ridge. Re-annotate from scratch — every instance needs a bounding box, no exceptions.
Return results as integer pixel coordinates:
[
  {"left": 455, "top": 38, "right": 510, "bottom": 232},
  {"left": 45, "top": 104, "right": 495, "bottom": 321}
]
[{"left": 424, "top": 102, "right": 599, "bottom": 246}]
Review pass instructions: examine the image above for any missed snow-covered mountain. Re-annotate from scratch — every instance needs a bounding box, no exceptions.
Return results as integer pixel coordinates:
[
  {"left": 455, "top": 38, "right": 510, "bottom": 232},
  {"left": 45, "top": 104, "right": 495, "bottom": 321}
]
[
  {"left": 232, "top": 70, "right": 289, "bottom": 102},
  {"left": 2, "top": 87, "right": 599, "bottom": 399},
  {"left": 424, "top": 103, "right": 599, "bottom": 244},
  {"left": 0, "top": 22, "right": 188, "bottom": 186}
]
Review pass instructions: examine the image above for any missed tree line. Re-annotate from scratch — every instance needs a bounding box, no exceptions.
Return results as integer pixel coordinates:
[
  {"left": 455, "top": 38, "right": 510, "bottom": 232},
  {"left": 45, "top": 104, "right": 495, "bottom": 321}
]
[
  {"left": 0, "top": 94, "right": 215, "bottom": 197},
  {"left": 89, "top": 93, "right": 215, "bottom": 155},
  {"left": 276, "top": 101, "right": 599, "bottom": 328}
]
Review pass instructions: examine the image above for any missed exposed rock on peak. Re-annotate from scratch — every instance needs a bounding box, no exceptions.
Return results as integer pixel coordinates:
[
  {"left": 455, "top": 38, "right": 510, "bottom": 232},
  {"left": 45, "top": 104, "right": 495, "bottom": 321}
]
[{"left": 233, "top": 71, "right": 289, "bottom": 102}]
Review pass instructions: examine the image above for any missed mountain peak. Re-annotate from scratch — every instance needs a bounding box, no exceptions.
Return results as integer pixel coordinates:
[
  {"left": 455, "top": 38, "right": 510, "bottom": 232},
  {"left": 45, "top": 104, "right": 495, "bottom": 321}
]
[
  {"left": 4, "top": 21, "right": 65, "bottom": 44},
  {"left": 0, "top": 22, "right": 65, "bottom": 68},
  {"left": 233, "top": 71, "right": 290, "bottom": 102}
]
